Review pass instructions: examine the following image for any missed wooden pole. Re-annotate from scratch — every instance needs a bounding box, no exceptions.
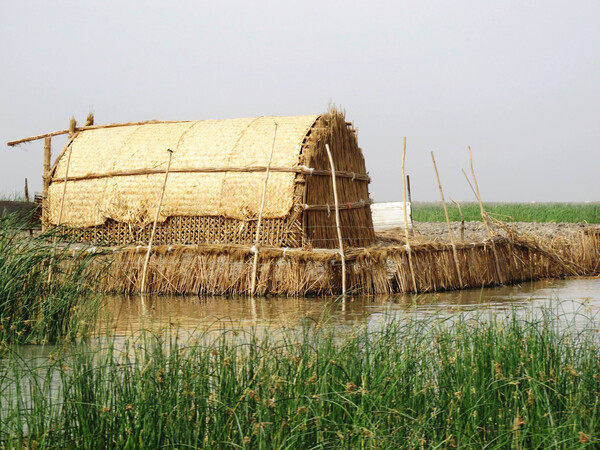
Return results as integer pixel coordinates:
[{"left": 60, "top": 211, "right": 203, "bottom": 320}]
[
  {"left": 56, "top": 144, "right": 75, "bottom": 226},
  {"left": 462, "top": 169, "right": 477, "bottom": 199},
  {"left": 467, "top": 147, "right": 505, "bottom": 284},
  {"left": 468, "top": 147, "right": 493, "bottom": 237},
  {"left": 48, "top": 139, "right": 76, "bottom": 284},
  {"left": 47, "top": 166, "right": 370, "bottom": 184},
  {"left": 325, "top": 143, "right": 347, "bottom": 296},
  {"left": 402, "top": 137, "right": 418, "bottom": 292},
  {"left": 24, "top": 178, "right": 30, "bottom": 203},
  {"left": 140, "top": 149, "right": 174, "bottom": 293},
  {"left": 451, "top": 199, "right": 465, "bottom": 241},
  {"left": 8, "top": 129, "right": 71, "bottom": 147},
  {"left": 250, "top": 123, "right": 278, "bottom": 296},
  {"left": 406, "top": 174, "right": 413, "bottom": 224},
  {"left": 68, "top": 117, "right": 77, "bottom": 135},
  {"left": 431, "top": 152, "right": 463, "bottom": 288},
  {"left": 24, "top": 178, "right": 32, "bottom": 236},
  {"left": 42, "top": 137, "right": 51, "bottom": 230},
  {"left": 7, "top": 120, "right": 196, "bottom": 147}
]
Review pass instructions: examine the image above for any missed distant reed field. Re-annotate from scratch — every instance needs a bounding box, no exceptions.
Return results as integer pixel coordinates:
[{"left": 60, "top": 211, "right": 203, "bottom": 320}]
[
  {"left": 0, "top": 191, "right": 27, "bottom": 202},
  {"left": 412, "top": 202, "right": 600, "bottom": 224},
  {"left": 1, "top": 304, "right": 598, "bottom": 448}
]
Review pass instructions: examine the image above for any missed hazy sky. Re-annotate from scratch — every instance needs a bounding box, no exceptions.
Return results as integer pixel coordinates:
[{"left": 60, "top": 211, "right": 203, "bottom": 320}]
[{"left": 2, "top": 1, "right": 599, "bottom": 203}]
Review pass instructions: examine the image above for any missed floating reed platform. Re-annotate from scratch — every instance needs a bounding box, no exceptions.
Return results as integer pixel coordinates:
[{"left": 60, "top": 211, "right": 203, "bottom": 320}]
[
  {"left": 11, "top": 111, "right": 599, "bottom": 296},
  {"left": 87, "top": 225, "right": 600, "bottom": 296}
]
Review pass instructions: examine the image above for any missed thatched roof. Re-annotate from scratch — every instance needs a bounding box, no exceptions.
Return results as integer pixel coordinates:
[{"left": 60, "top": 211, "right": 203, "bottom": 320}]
[{"left": 48, "top": 115, "right": 319, "bottom": 227}]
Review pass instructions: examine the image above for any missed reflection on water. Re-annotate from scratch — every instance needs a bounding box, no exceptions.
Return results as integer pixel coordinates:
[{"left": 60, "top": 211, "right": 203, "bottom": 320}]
[
  {"left": 101, "top": 277, "right": 600, "bottom": 336},
  {"left": 3, "top": 278, "right": 598, "bottom": 398}
]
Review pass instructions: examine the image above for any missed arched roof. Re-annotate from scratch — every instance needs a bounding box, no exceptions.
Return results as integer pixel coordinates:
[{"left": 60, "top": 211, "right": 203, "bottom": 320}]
[{"left": 48, "top": 115, "right": 319, "bottom": 227}]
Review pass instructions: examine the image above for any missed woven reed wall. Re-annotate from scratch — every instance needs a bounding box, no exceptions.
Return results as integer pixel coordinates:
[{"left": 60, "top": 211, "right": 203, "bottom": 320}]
[{"left": 68, "top": 216, "right": 302, "bottom": 247}]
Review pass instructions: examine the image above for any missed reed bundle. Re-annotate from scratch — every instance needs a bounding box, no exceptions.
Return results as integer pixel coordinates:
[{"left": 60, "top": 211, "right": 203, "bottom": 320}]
[
  {"left": 88, "top": 223, "right": 600, "bottom": 295},
  {"left": 302, "top": 110, "right": 375, "bottom": 248}
]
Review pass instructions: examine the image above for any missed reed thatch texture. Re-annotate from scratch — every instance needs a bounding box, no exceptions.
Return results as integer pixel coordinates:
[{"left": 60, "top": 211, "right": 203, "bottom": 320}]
[
  {"left": 87, "top": 226, "right": 600, "bottom": 295},
  {"left": 49, "top": 117, "right": 316, "bottom": 226},
  {"left": 46, "top": 111, "right": 375, "bottom": 248},
  {"left": 302, "top": 112, "right": 375, "bottom": 248}
]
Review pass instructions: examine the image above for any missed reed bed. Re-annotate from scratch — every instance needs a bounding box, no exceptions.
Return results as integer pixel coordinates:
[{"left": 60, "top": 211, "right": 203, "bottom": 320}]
[
  {"left": 95, "top": 225, "right": 600, "bottom": 295},
  {"left": 0, "top": 214, "right": 106, "bottom": 346},
  {"left": 1, "top": 303, "right": 598, "bottom": 448},
  {"left": 412, "top": 202, "right": 600, "bottom": 224},
  {"left": 0, "top": 192, "right": 27, "bottom": 202}
]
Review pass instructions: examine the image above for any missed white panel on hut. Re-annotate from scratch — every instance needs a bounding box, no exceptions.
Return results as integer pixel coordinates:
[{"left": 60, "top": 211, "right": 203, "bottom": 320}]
[{"left": 370, "top": 202, "right": 412, "bottom": 231}]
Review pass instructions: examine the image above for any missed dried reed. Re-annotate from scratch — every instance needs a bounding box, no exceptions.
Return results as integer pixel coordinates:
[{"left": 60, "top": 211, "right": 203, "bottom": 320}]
[{"left": 87, "top": 225, "right": 600, "bottom": 295}]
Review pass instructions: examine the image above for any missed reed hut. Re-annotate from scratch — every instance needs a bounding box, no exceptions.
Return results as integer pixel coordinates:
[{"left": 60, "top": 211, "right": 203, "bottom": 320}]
[
  {"left": 7, "top": 113, "right": 600, "bottom": 296},
  {"left": 45, "top": 110, "right": 375, "bottom": 249}
]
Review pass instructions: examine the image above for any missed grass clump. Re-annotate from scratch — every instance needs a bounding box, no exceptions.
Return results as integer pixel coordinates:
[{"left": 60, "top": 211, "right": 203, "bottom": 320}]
[
  {"left": 412, "top": 202, "right": 600, "bottom": 224},
  {"left": 0, "top": 214, "right": 105, "bottom": 346},
  {"left": 1, "top": 304, "right": 598, "bottom": 448}
]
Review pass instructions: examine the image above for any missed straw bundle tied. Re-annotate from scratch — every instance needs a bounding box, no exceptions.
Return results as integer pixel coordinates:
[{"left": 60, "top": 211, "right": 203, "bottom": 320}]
[
  {"left": 302, "top": 111, "right": 375, "bottom": 249},
  {"left": 86, "top": 224, "right": 599, "bottom": 295}
]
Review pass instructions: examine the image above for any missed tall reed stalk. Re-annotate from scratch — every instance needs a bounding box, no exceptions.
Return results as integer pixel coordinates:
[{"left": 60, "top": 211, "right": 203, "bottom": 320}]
[{"left": 0, "top": 213, "right": 106, "bottom": 346}]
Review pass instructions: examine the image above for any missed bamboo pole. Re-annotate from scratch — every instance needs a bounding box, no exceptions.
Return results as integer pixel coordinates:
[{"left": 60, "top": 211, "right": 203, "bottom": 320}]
[
  {"left": 42, "top": 137, "right": 51, "bottom": 230},
  {"left": 140, "top": 149, "right": 174, "bottom": 293},
  {"left": 431, "top": 152, "right": 463, "bottom": 288},
  {"left": 325, "top": 143, "right": 347, "bottom": 296},
  {"left": 250, "top": 123, "right": 278, "bottom": 296},
  {"left": 467, "top": 147, "right": 506, "bottom": 284},
  {"left": 402, "top": 137, "right": 418, "bottom": 292}
]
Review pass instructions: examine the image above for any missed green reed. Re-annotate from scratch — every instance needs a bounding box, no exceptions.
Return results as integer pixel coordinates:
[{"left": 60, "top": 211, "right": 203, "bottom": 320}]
[
  {"left": 412, "top": 202, "right": 600, "bottom": 224},
  {"left": 0, "top": 214, "right": 106, "bottom": 346},
  {"left": 1, "top": 303, "right": 598, "bottom": 448}
]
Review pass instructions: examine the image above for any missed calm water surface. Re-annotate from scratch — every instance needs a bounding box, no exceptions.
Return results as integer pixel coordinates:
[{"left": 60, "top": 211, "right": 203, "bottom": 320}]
[
  {"left": 102, "top": 277, "right": 600, "bottom": 336},
  {"left": 3, "top": 277, "right": 598, "bottom": 412}
]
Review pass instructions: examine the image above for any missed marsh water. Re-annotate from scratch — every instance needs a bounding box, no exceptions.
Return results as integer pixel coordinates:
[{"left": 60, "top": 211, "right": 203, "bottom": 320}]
[
  {"left": 3, "top": 277, "right": 599, "bottom": 421},
  {"left": 101, "top": 277, "right": 600, "bottom": 336},
  {"left": 7, "top": 277, "right": 600, "bottom": 364}
]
